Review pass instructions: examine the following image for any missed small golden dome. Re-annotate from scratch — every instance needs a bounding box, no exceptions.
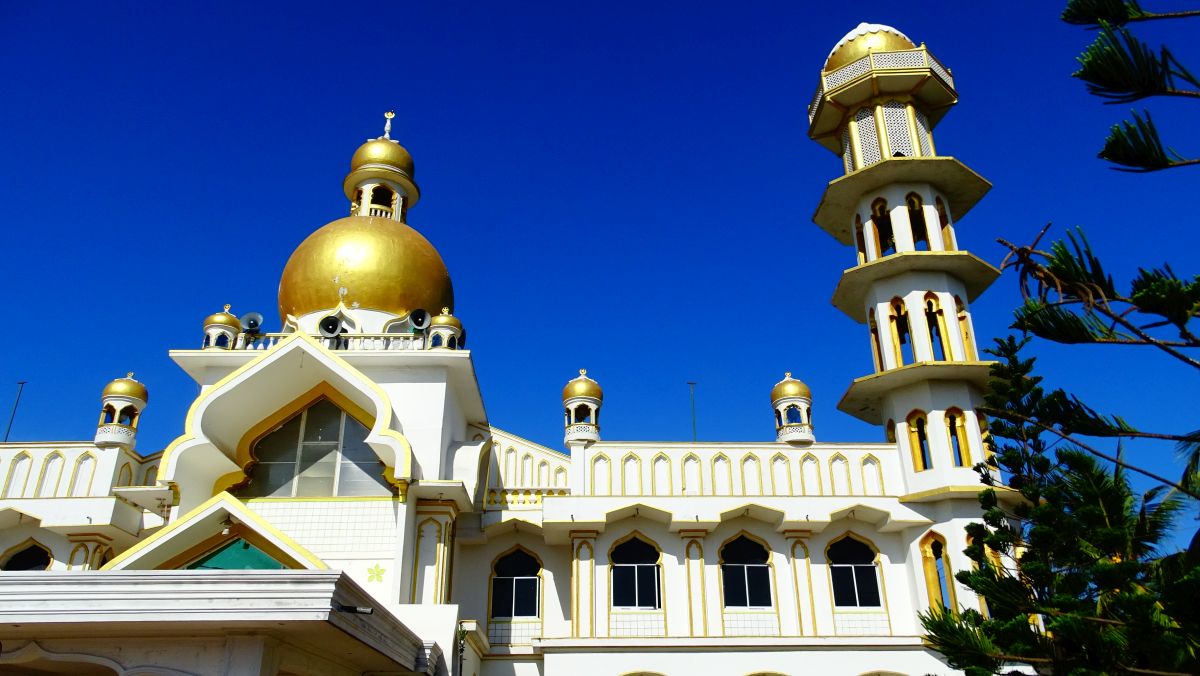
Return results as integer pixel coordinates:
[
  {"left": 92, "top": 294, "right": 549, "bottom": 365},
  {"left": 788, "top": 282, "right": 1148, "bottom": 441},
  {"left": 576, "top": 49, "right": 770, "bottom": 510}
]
[
  {"left": 278, "top": 216, "right": 453, "bottom": 322},
  {"left": 103, "top": 373, "right": 149, "bottom": 403},
  {"left": 350, "top": 138, "right": 415, "bottom": 177},
  {"left": 204, "top": 305, "right": 242, "bottom": 331},
  {"left": 824, "top": 23, "right": 916, "bottom": 73},
  {"left": 771, "top": 372, "right": 811, "bottom": 401},
  {"left": 563, "top": 369, "right": 603, "bottom": 402},
  {"left": 431, "top": 307, "right": 462, "bottom": 330}
]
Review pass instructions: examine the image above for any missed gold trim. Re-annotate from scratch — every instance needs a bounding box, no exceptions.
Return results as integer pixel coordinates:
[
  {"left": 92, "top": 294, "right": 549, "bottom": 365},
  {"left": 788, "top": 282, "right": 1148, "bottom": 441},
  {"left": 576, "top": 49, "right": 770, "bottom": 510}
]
[
  {"left": 828, "top": 453, "right": 852, "bottom": 496},
  {"left": 620, "top": 452, "right": 643, "bottom": 496},
  {"left": 33, "top": 451, "right": 64, "bottom": 497},
  {"left": 768, "top": 452, "right": 792, "bottom": 497},
  {"left": 799, "top": 453, "right": 823, "bottom": 496},
  {"left": 650, "top": 452, "right": 672, "bottom": 496},
  {"left": 710, "top": 453, "right": 732, "bottom": 496},
  {"left": 3, "top": 452, "right": 32, "bottom": 498},
  {"left": 486, "top": 544, "right": 545, "bottom": 643},
  {"left": 590, "top": 452, "right": 611, "bottom": 496},
  {"left": 681, "top": 452, "right": 703, "bottom": 495},
  {"left": 823, "top": 530, "right": 892, "bottom": 636},
  {"left": 739, "top": 453, "right": 762, "bottom": 496},
  {"left": 606, "top": 530, "right": 667, "bottom": 637},
  {"left": 859, "top": 453, "right": 885, "bottom": 496},
  {"left": 919, "top": 530, "right": 958, "bottom": 611},
  {"left": 715, "top": 529, "right": 781, "bottom": 637},
  {"left": 0, "top": 537, "right": 54, "bottom": 569}
]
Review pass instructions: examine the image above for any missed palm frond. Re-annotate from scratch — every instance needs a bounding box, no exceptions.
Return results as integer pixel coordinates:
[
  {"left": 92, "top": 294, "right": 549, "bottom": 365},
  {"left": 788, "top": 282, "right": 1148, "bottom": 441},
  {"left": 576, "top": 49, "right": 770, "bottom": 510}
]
[{"left": 1100, "top": 110, "right": 1192, "bottom": 171}]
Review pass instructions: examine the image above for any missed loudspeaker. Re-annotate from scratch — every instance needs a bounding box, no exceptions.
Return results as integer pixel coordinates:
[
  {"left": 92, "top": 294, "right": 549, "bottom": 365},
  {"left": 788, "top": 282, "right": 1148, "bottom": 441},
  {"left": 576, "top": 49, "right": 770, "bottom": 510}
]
[
  {"left": 409, "top": 309, "right": 430, "bottom": 330},
  {"left": 240, "top": 312, "right": 264, "bottom": 333},
  {"left": 318, "top": 316, "right": 343, "bottom": 338}
]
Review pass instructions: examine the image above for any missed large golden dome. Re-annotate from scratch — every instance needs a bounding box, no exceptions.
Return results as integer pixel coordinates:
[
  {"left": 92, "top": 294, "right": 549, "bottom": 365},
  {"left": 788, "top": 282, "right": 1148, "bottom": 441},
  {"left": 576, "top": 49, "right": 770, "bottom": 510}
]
[
  {"left": 278, "top": 216, "right": 453, "bottom": 322},
  {"left": 563, "top": 369, "right": 603, "bottom": 402},
  {"left": 824, "top": 23, "right": 916, "bottom": 73},
  {"left": 771, "top": 372, "right": 811, "bottom": 401}
]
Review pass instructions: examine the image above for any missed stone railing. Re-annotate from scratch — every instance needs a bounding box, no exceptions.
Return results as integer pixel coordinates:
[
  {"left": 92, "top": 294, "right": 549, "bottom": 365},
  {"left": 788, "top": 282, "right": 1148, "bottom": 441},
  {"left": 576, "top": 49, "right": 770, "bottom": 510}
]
[
  {"left": 95, "top": 424, "right": 137, "bottom": 447},
  {"left": 484, "top": 487, "right": 570, "bottom": 510},
  {"left": 808, "top": 47, "right": 954, "bottom": 123},
  {"left": 236, "top": 333, "right": 425, "bottom": 351}
]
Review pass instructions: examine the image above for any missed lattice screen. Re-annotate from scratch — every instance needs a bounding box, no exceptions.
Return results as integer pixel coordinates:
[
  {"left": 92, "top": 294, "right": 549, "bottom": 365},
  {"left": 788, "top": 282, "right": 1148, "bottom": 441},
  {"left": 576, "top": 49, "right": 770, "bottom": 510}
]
[
  {"left": 826, "top": 55, "right": 871, "bottom": 89},
  {"left": 842, "top": 129, "right": 854, "bottom": 173},
  {"left": 871, "top": 50, "right": 925, "bottom": 70},
  {"left": 854, "top": 108, "right": 881, "bottom": 167},
  {"left": 914, "top": 110, "right": 933, "bottom": 157},
  {"left": 882, "top": 101, "right": 914, "bottom": 158}
]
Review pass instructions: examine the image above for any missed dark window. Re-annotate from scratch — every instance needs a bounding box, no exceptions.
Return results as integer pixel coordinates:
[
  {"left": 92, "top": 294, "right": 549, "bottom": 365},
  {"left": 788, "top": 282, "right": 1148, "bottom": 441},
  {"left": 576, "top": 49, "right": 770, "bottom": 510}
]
[
  {"left": 430, "top": 334, "right": 443, "bottom": 347},
  {"left": 872, "top": 199, "right": 895, "bottom": 257},
  {"left": 215, "top": 333, "right": 229, "bottom": 348},
  {"left": 785, "top": 406, "right": 803, "bottom": 425},
  {"left": 721, "top": 536, "right": 772, "bottom": 608},
  {"left": 914, "top": 415, "right": 933, "bottom": 470},
  {"left": 947, "top": 413, "right": 965, "bottom": 466},
  {"left": 491, "top": 549, "right": 540, "bottom": 618},
  {"left": 370, "top": 185, "right": 394, "bottom": 206},
  {"left": 611, "top": 537, "right": 660, "bottom": 609},
  {"left": 2, "top": 544, "right": 51, "bottom": 571},
  {"left": 102, "top": 406, "right": 116, "bottom": 424},
  {"left": 925, "top": 298, "right": 946, "bottom": 361},
  {"left": 932, "top": 539, "right": 952, "bottom": 608},
  {"left": 907, "top": 193, "right": 929, "bottom": 250},
  {"left": 828, "top": 537, "right": 881, "bottom": 607}
]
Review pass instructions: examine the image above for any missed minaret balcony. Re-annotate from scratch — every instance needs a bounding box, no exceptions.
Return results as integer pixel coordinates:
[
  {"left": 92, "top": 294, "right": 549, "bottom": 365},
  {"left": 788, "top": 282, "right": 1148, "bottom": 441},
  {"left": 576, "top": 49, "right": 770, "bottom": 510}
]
[
  {"left": 832, "top": 251, "right": 999, "bottom": 322},
  {"left": 813, "top": 157, "right": 990, "bottom": 246},
  {"left": 808, "top": 47, "right": 957, "bottom": 154},
  {"left": 238, "top": 332, "right": 428, "bottom": 351},
  {"left": 838, "top": 361, "right": 993, "bottom": 424},
  {"left": 365, "top": 204, "right": 394, "bottom": 219},
  {"left": 565, "top": 423, "right": 599, "bottom": 442},
  {"left": 95, "top": 423, "right": 136, "bottom": 448},
  {"left": 776, "top": 423, "right": 815, "bottom": 445}
]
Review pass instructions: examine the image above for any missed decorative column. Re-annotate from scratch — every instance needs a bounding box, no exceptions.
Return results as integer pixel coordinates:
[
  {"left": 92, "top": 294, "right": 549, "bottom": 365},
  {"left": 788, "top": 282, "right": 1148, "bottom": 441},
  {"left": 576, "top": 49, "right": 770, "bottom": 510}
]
[
  {"left": 680, "top": 529, "right": 708, "bottom": 637},
  {"left": 570, "top": 530, "right": 597, "bottom": 637},
  {"left": 410, "top": 500, "right": 456, "bottom": 603},
  {"left": 784, "top": 530, "right": 816, "bottom": 636}
]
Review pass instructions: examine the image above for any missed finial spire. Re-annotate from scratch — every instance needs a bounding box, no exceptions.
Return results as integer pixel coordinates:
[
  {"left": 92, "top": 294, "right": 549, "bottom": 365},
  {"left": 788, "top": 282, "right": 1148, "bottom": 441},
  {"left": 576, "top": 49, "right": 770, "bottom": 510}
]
[
  {"left": 383, "top": 111, "right": 395, "bottom": 140},
  {"left": 127, "top": 372, "right": 135, "bottom": 379},
  {"left": 579, "top": 369, "right": 587, "bottom": 376},
  {"left": 223, "top": 303, "right": 231, "bottom": 313},
  {"left": 785, "top": 371, "right": 792, "bottom": 379}
]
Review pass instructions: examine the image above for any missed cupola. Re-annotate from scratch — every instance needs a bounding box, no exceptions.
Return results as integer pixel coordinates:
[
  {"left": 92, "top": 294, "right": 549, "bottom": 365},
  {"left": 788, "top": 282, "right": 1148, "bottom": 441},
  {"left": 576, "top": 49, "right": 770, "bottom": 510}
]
[
  {"left": 202, "top": 304, "right": 241, "bottom": 349},
  {"left": 771, "top": 372, "right": 814, "bottom": 445},
  {"left": 344, "top": 111, "right": 419, "bottom": 221},
  {"left": 427, "top": 307, "right": 464, "bottom": 349},
  {"left": 95, "top": 373, "right": 148, "bottom": 450},
  {"left": 563, "top": 369, "right": 602, "bottom": 444}
]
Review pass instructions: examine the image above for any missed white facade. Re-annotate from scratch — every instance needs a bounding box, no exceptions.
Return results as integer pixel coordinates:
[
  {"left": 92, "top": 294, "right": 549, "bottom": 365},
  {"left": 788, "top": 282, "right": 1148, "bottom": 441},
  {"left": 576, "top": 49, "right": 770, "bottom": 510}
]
[{"left": 0, "top": 23, "right": 1004, "bottom": 676}]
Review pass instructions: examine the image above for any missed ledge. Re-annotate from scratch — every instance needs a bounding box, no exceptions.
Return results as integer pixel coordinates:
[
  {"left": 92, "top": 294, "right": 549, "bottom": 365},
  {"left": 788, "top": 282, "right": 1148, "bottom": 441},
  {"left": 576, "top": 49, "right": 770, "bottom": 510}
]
[
  {"left": 832, "top": 251, "right": 1000, "bottom": 322},
  {"left": 838, "top": 361, "right": 993, "bottom": 425},
  {"left": 813, "top": 157, "right": 991, "bottom": 246},
  {"left": 535, "top": 635, "right": 928, "bottom": 653}
]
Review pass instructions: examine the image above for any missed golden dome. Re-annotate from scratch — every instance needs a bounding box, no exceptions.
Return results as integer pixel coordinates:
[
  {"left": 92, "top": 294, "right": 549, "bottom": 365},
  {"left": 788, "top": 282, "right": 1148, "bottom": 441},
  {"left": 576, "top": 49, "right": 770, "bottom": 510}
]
[
  {"left": 563, "top": 369, "right": 603, "bottom": 402},
  {"left": 351, "top": 138, "right": 415, "bottom": 177},
  {"left": 278, "top": 216, "right": 453, "bottom": 322},
  {"left": 103, "top": 373, "right": 148, "bottom": 403},
  {"left": 771, "top": 372, "right": 811, "bottom": 401},
  {"left": 204, "top": 305, "right": 242, "bottom": 331},
  {"left": 431, "top": 307, "right": 463, "bottom": 330},
  {"left": 824, "top": 23, "right": 916, "bottom": 73}
]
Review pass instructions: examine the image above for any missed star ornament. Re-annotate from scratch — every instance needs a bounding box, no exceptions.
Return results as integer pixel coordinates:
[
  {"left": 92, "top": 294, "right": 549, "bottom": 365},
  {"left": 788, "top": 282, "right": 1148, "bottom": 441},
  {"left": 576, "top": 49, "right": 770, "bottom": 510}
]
[{"left": 367, "top": 564, "right": 385, "bottom": 583}]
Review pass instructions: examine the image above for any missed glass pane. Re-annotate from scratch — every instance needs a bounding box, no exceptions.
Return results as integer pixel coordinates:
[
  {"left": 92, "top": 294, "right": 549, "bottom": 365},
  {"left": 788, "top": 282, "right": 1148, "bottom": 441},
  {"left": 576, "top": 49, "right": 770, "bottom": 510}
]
[
  {"left": 828, "top": 537, "right": 874, "bottom": 564},
  {"left": 246, "top": 462, "right": 297, "bottom": 498},
  {"left": 513, "top": 577, "right": 538, "bottom": 617},
  {"left": 491, "top": 578, "right": 513, "bottom": 618},
  {"left": 295, "top": 446, "right": 336, "bottom": 497},
  {"left": 303, "top": 400, "right": 343, "bottom": 442},
  {"left": 636, "top": 565, "right": 658, "bottom": 609},
  {"left": 854, "top": 566, "right": 882, "bottom": 606},
  {"left": 722, "top": 536, "right": 768, "bottom": 564},
  {"left": 831, "top": 566, "right": 858, "bottom": 606},
  {"left": 747, "top": 565, "right": 772, "bottom": 607},
  {"left": 611, "top": 537, "right": 657, "bottom": 564},
  {"left": 340, "top": 417, "right": 376, "bottom": 463},
  {"left": 612, "top": 565, "right": 637, "bottom": 607},
  {"left": 254, "top": 416, "right": 301, "bottom": 463},
  {"left": 187, "top": 538, "right": 285, "bottom": 570},
  {"left": 722, "top": 564, "right": 748, "bottom": 607},
  {"left": 337, "top": 460, "right": 391, "bottom": 496},
  {"left": 495, "top": 550, "right": 540, "bottom": 577}
]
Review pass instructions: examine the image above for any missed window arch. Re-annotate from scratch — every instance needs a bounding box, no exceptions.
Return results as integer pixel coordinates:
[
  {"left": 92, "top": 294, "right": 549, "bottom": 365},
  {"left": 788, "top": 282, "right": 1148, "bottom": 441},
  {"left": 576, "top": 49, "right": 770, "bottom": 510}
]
[
  {"left": 611, "top": 535, "right": 661, "bottom": 609},
  {"left": 907, "top": 410, "right": 933, "bottom": 471},
  {"left": 101, "top": 405, "right": 116, "bottom": 424},
  {"left": 827, "top": 535, "right": 882, "bottom": 608},
  {"left": 785, "top": 405, "right": 803, "bottom": 425},
  {"left": 923, "top": 292, "right": 951, "bottom": 361},
  {"left": 235, "top": 398, "right": 392, "bottom": 498},
  {"left": 116, "top": 463, "right": 133, "bottom": 487},
  {"left": 885, "top": 419, "right": 896, "bottom": 443},
  {"left": 1, "top": 539, "right": 52, "bottom": 571},
  {"left": 430, "top": 334, "right": 443, "bottom": 348},
  {"left": 3, "top": 452, "right": 32, "bottom": 498},
  {"left": 906, "top": 193, "right": 929, "bottom": 250},
  {"left": 978, "top": 414, "right": 994, "bottom": 460},
  {"left": 935, "top": 197, "right": 955, "bottom": 250},
  {"left": 868, "top": 308, "right": 885, "bottom": 372},
  {"left": 945, "top": 408, "right": 971, "bottom": 467},
  {"left": 888, "top": 298, "right": 913, "bottom": 366},
  {"left": 117, "top": 406, "right": 138, "bottom": 427},
  {"left": 854, "top": 214, "right": 868, "bottom": 264},
  {"left": 35, "top": 452, "right": 64, "bottom": 497},
  {"left": 721, "top": 535, "right": 772, "bottom": 608},
  {"left": 491, "top": 548, "right": 541, "bottom": 620},
  {"left": 920, "top": 532, "right": 957, "bottom": 610},
  {"left": 68, "top": 453, "right": 96, "bottom": 497},
  {"left": 871, "top": 199, "right": 895, "bottom": 257},
  {"left": 370, "top": 184, "right": 395, "bottom": 209},
  {"left": 954, "top": 296, "right": 977, "bottom": 360}
]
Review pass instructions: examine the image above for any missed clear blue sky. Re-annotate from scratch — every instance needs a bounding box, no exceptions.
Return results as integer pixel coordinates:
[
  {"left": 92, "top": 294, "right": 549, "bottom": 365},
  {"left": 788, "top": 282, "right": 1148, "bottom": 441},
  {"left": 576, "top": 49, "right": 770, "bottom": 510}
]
[{"left": 1, "top": 3, "right": 1195, "bottom": 502}]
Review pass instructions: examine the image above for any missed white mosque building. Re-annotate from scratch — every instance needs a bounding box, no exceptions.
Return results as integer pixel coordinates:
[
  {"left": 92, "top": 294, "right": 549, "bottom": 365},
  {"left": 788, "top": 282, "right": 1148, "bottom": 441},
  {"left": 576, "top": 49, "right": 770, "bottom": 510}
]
[{"left": 0, "top": 24, "right": 1007, "bottom": 676}]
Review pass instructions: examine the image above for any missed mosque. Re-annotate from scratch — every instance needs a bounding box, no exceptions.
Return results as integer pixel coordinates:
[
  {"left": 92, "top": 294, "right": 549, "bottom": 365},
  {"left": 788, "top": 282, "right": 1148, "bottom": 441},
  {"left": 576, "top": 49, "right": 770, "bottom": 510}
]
[{"left": 0, "top": 23, "right": 1005, "bottom": 676}]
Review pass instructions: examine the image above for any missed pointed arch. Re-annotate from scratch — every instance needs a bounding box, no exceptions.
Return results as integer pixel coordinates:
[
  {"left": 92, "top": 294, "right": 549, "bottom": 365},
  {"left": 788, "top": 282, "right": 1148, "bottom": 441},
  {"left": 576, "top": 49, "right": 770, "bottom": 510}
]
[
  {"left": 769, "top": 452, "right": 791, "bottom": 496},
  {"left": 888, "top": 297, "right": 913, "bottom": 366},
  {"left": 954, "top": 296, "right": 977, "bottom": 360},
  {"left": 923, "top": 292, "right": 951, "bottom": 361},
  {"left": 871, "top": 198, "right": 895, "bottom": 257},
  {"left": 681, "top": 453, "right": 702, "bottom": 495},
  {"left": 920, "top": 531, "right": 957, "bottom": 610},
  {"left": 651, "top": 452, "right": 672, "bottom": 496},
  {"left": 3, "top": 452, "right": 32, "bottom": 498},
  {"left": 504, "top": 447, "right": 517, "bottom": 486},
  {"left": 711, "top": 453, "right": 732, "bottom": 496},
  {"left": 868, "top": 308, "right": 884, "bottom": 372},
  {"left": 945, "top": 407, "right": 971, "bottom": 467},
  {"left": 825, "top": 532, "right": 883, "bottom": 609},
  {"left": 621, "top": 452, "right": 643, "bottom": 496},
  {"left": 537, "top": 459, "right": 550, "bottom": 486},
  {"left": 860, "top": 454, "right": 884, "bottom": 496},
  {"left": 68, "top": 452, "right": 97, "bottom": 497},
  {"left": 800, "top": 453, "right": 822, "bottom": 496},
  {"left": 553, "top": 466, "right": 567, "bottom": 488},
  {"left": 0, "top": 537, "right": 53, "bottom": 570},
  {"left": 521, "top": 452, "right": 534, "bottom": 485},
  {"left": 740, "top": 453, "right": 762, "bottom": 496},
  {"left": 829, "top": 453, "right": 851, "bottom": 495},
  {"left": 906, "top": 192, "right": 929, "bottom": 250},
  {"left": 906, "top": 410, "right": 932, "bottom": 472},
  {"left": 717, "top": 530, "right": 776, "bottom": 613},
  {"left": 854, "top": 214, "right": 868, "bottom": 264},
  {"left": 143, "top": 464, "right": 159, "bottom": 485},
  {"left": 35, "top": 452, "right": 65, "bottom": 497},
  {"left": 68, "top": 543, "right": 90, "bottom": 570},
  {"left": 591, "top": 453, "right": 611, "bottom": 496},
  {"left": 116, "top": 463, "right": 133, "bottom": 487},
  {"left": 935, "top": 196, "right": 955, "bottom": 250}
]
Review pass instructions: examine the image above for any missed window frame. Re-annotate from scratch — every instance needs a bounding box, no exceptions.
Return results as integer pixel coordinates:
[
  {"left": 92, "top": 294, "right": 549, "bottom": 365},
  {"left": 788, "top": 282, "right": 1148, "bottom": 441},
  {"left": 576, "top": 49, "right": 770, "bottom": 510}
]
[
  {"left": 610, "top": 537, "right": 663, "bottom": 611},
  {"left": 827, "top": 535, "right": 884, "bottom": 609}
]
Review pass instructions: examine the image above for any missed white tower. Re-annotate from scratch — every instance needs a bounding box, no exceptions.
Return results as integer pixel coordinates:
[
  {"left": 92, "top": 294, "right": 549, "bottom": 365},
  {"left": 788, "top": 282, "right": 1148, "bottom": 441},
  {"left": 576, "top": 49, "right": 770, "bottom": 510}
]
[
  {"left": 94, "top": 373, "right": 148, "bottom": 450},
  {"left": 808, "top": 23, "right": 997, "bottom": 494},
  {"left": 563, "top": 369, "right": 602, "bottom": 446},
  {"left": 427, "top": 307, "right": 464, "bottom": 349},
  {"left": 771, "top": 372, "right": 815, "bottom": 445}
]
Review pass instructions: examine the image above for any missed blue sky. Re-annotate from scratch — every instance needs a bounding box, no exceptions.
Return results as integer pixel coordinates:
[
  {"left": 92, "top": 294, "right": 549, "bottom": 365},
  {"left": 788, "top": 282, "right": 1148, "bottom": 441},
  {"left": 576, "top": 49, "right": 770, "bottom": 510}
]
[{"left": 1, "top": 3, "right": 1195, "bottom": 504}]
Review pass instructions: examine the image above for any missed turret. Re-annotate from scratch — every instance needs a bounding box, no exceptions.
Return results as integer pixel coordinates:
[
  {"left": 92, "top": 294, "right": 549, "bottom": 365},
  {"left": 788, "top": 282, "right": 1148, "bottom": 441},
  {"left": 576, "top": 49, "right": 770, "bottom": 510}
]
[
  {"left": 95, "top": 373, "right": 148, "bottom": 450},
  {"left": 345, "top": 111, "right": 419, "bottom": 222},
  {"left": 427, "top": 307, "right": 464, "bottom": 350},
  {"left": 563, "top": 369, "right": 602, "bottom": 445},
  {"left": 771, "top": 372, "right": 815, "bottom": 445},
  {"left": 202, "top": 305, "right": 241, "bottom": 349}
]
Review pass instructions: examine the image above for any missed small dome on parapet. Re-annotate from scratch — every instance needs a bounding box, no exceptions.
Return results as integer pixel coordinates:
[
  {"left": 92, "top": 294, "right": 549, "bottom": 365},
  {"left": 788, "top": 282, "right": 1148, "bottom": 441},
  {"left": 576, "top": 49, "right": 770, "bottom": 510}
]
[{"left": 824, "top": 23, "right": 916, "bottom": 73}]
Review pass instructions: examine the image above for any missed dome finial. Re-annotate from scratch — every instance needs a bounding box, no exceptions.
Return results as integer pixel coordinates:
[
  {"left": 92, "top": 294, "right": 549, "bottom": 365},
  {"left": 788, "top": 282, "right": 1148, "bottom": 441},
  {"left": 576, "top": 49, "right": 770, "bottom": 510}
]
[
  {"left": 580, "top": 368, "right": 587, "bottom": 376},
  {"left": 785, "top": 371, "right": 792, "bottom": 378},
  {"left": 383, "top": 111, "right": 395, "bottom": 140},
  {"left": 126, "top": 371, "right": 134, "bottom": 379}
]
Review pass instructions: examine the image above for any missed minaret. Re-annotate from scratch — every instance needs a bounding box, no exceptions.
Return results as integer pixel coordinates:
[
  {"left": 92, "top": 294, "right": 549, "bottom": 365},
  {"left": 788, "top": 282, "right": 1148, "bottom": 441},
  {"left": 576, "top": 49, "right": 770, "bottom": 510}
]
[
  {"left": 95, "top": 373, "right": 148, "bottom": 451},
  {"left": 345, "top": 111, "right": 419, "bottom": 222},
  {"left": 202, "top": 304, "right": 242, "bottom": 349},
  {"left": 563, "top": 369, "right": 602, "bottom": 447},
  {"left": 808, "top": 24, "right": 996, "bottom": 494},
  {"left": 771, "top": 372, "right": 815, "bottom": 445}
]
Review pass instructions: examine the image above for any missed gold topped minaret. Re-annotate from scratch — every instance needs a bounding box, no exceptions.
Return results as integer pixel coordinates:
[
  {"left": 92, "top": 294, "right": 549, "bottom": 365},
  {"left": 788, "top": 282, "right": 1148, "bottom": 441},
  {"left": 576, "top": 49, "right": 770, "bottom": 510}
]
[{"left": 808, "top": 24, "right": 997, "bottom": 493}]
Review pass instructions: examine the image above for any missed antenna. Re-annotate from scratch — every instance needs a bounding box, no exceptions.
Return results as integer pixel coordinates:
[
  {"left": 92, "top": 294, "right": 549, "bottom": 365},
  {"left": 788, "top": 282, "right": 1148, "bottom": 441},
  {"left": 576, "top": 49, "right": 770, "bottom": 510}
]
[
  {"left": 687, "top": 381, "right": 698, "bottom": 443},
  {"left": 5, "top": 380, "right": 27, "bottom": 442}
]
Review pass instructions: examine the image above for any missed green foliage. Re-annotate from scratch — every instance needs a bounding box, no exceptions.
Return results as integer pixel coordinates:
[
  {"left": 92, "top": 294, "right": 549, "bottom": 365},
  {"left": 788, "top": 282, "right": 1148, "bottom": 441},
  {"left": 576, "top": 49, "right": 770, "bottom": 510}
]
[
  {"left": 1062, "top": 0, "right": 1148, "bottom": 25},
  {"left": 1101, "top": 110, "right": 1191, "bottom": 171},
  {"left": 1074, "top": 23, "right": 1197, "bottom": 102}
]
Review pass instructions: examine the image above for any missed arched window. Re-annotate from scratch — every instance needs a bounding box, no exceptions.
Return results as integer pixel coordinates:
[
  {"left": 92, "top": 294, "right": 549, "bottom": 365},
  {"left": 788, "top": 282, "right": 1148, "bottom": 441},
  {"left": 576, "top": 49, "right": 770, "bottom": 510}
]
[
  {"left": 573, "top": 404, "right": 592, "bottom": 424},
  {"left": 906, "top": 193, "right": 929, "bottom": 250},
  {"left": 721, "top": 535, "right": 772, "bottom": 608},
  {"left": 370, "top": 185, "right": 394, "bottom": 207},
  {"left": 923, "top": 292, "right": 950, "bottom": 361},
  {"left": 854, "top": 214, "right": 868, "bottom": 264},
  {"left": 889, "top": 298, "right": 913, "bottom": 365},
  {"left": 885, "top": 419, "right": 896, "bottom": 443},
  {"left": 785, "top": 405, "right": 803, "bottom": 425},
  {"left": 117, "top": 406, "right": 137, "bottom": 426},
  {"left": 1, "top": 541, "right": 52, "bottom": 571},
  {"left": 101, "top": 405, "right": 116, "bottom": 424},
  {"left": 945, "top": 408, "right": 970, "bottom": 467},
  {"left": 491, "top": 549, "right": 540, "bottom": 619},
  {"left": 35, "top": 453, "right": 64, "bottom": 497},
  {"left": 430, "top": 334, "right": 443, "bottom": 348},
  {"left": 214, "top": 333, "right": 229, "bottom": 348},
  {"left": 871, "top": 199, "right": 895, "bottom": 257},
  {"left": 935, "top": 197, "right": 955, "bottom": 250},
  {"left": 828, "top": 536, "right": 881, "bottom": 608},
  {"left": 921, "top": 533, "right": 957, "bottom": 610},
  {"left": 868, "top": 308, "right": 884, "bottom": 371},
  {"left": 236, "top": 398, "right": 392, "bottom": 498},
  {"left": 4, "top": 453, "right": 32, "bottom": 498},
  {"left": 447, "top": 335, "right": 458, "bottom": 349},
  {"left": 611, "top": 536, "right": 661, "bottom": 609},
  {"left": 69, "top": 453, "right": 96, "bottom": 497},
  {"left": 907, "top": 410, "right": 933, "bottom": 471},
  {"left": 116, "top": 464, "right": 132, "bottom": 486},
  {"left": 954, "top": 296, "right": 977, "bottom": 360}
]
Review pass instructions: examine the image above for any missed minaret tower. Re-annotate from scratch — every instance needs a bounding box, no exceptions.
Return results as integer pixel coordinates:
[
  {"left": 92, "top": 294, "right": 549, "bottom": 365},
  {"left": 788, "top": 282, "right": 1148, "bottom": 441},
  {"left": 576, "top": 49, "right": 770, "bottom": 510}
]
[
  {"left": 95, "top": 373, "right": 148, "bottom": 451},
  {"left": 808, "top": 24, "right": 997, "bottom": 494}
]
